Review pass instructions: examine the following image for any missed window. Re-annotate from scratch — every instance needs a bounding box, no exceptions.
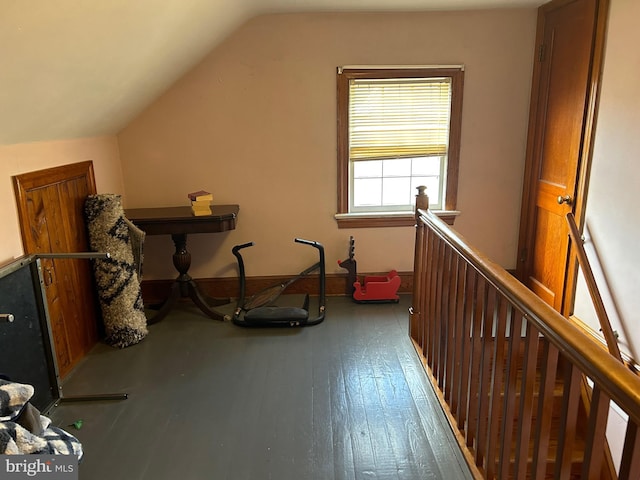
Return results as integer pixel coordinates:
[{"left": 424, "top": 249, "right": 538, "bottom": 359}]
[{"left": 336, "top": 66, "right": 464, "bottom": 228}]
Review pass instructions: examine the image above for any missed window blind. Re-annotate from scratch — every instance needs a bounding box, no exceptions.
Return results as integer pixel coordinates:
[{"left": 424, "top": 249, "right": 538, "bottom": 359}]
[{"left": 348, "top": 77, "right": 452, "bottom": 161}]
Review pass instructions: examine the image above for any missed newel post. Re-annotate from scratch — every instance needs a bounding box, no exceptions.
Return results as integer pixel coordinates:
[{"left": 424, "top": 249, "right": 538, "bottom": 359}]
[
  {"left": 415, "top": 185, "right": 429, "bottom": 215},
  {"left": 410, "top": 186, "right": 429, "bottom": 346}
]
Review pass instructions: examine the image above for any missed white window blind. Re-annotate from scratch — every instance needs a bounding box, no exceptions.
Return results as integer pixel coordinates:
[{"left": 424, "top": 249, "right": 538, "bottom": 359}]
[{"left": 348, "top": 78, "right": 452, "bottom": 161}]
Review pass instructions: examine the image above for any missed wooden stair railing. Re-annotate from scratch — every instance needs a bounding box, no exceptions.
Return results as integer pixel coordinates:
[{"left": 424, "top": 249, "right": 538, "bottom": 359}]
[{"left": 409, "top": 190, "right": 640, "bottom": 479}]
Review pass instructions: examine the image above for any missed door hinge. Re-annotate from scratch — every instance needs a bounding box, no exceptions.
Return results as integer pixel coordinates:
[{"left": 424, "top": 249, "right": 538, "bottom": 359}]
[{"left": 538, "top": 44, "right": 545, "bottom": 62}]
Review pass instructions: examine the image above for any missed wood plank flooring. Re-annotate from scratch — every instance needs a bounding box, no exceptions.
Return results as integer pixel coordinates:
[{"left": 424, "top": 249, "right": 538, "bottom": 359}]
[{"left": 49, "top": 295, "right": 472, "bottom": 480}]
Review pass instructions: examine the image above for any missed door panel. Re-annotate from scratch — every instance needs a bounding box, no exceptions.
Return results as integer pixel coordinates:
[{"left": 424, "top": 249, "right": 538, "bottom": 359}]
[
  {"left": 24, "top": 187, "right": 74, "bottom": 374},
  {"left": 517, "top": 0, "right": 605, "bottom": 314},
  {"left": 529, "top": 198, "right": 570, "bottom": 309},
  {"left": 13, "top": 161, "right": 99, "bottom": 378}
]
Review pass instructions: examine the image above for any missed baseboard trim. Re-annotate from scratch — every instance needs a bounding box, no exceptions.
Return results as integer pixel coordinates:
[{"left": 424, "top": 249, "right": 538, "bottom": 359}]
[{"left": 141, "top": 271, "right": 414, "bottom": 305}]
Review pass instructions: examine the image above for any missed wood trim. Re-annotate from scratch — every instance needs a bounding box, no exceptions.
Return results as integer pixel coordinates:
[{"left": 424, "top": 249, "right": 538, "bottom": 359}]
[
  {"left": 141, "top": 271, "right": 414, "bottom": 306},
  {"left": 445, "top": 68, "right": 464, "bottom": 212},
  {"left": 336, "top": 212, "right": 457, "bottom": 228},
  {"left": 336, "top": 68, "right": 349, "bottom": 213},
  {"left": 563, "top": 0, "right": 610, "bottom": 317},
  {"left": 514, "top": 4, "right": 546, "bottom": 282}
]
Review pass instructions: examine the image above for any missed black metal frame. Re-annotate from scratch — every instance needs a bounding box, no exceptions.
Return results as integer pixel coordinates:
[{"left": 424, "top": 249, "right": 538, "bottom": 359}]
[
  {"left": 0, "top": 253, "right": 127, "bottom": 414},
  {"left": 231, "top": 238, "right": 326, "bottom": 327}
]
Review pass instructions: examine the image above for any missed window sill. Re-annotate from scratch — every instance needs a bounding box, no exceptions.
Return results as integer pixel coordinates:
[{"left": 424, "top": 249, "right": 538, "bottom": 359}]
[{"left": 335, "top": 210, "right": 460, "bottom": 228}]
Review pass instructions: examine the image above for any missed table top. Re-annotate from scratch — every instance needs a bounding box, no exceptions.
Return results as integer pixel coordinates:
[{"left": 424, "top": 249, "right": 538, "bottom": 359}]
[{"left": 125, "top": 205, "right": 239, "bottom": 236}]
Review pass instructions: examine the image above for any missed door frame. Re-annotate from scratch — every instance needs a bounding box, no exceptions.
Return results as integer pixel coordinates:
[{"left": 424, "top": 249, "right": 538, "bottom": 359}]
[{"left": 516, "top": 0, "right": 609, "bottom": 316}]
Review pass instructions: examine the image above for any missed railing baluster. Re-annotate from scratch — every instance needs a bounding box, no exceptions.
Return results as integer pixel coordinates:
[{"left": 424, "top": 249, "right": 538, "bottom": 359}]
[
  {"left": 456, "top": 265, "right": 477, "bottom": 432},
  {"left": 532, "top": 340, "right": 559, "bottom": 479},
  {"left": 450, "top": 258, "right": 467, "bottom": 417},
  {"left": 553, "top": 360, "right": 582, "bottom": 479},
  {"left": 410, "top": 214, "right": 425, "bottom": 348},
  {"left": 439, "top": 242, "right": 453, "bottom": 391},
  {"left": 427, "top": 231, "right": 439, "bottom": 369},
  {"left": 445, "top": 253, "right": 460, "bottom": 403},
  {"left": 467, "top": 275, "right": 486, "bottom": 450},
  {"left": 422, "top": 229, "right": 430, "bottom": 357},
  {"left": 499, "top": 310, "right": 524, "bottom": 479},
  {"left": 581, "top": 384, "right": 610, "bottom": 479},
  {"left": 476, "top": 286, "right": 497, "bottom": 469},
  {"left": 619, "top": 421, "right": 640, "bottom": 479},
  {"left": 421, "top": 227, "right": 430, "bottom": 360},
  {"left": 411, "top": 186, "right": 429, "bottom": 352},
  {"left": 433, "top": 236, "right": 446, "bottom": 384},
  {"left": 485, "top": 298, "right": 509, "bottom": 478},
  {"left": 515, "top": 321, "right": 539, "bottom": 480},
  {"left": 422, "top": 226, "right": 434, "bottom": 360}
]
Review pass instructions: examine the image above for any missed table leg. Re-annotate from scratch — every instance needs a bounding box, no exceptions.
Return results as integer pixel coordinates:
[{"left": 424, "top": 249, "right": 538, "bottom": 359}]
[
  {"left": 148, "top": 233, "right": 228, "bottom": 322},
  {"left": 187, "top": 280, "right": 228, "bottom": 321},
  {"left": 171, "top": 233, "right": 192, "bottom": 289},
  {"left": 147, "top": 282, "right": 180, "bottom": 325}
]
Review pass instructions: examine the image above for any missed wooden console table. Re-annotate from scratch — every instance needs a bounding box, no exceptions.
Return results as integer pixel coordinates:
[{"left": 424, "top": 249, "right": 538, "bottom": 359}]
[{"left": 125, "top": 205, "right": 239, "bottom": 324}]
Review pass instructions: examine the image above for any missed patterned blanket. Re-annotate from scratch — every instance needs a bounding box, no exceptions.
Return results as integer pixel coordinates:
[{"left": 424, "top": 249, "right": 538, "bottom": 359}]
[{"left": 0, "top": 379, "right": 82, "bottom": 457}]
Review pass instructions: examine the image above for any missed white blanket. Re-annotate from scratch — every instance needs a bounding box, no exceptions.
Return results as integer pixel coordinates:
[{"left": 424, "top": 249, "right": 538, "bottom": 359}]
[{"left": 0, "top": 379, "right": 82, "bottom": 458}]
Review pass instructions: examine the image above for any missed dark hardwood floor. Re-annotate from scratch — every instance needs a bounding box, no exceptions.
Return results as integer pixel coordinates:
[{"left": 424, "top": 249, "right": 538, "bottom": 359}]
[{"left": 49, "top": 295, "right": 471, "bottom": 480}]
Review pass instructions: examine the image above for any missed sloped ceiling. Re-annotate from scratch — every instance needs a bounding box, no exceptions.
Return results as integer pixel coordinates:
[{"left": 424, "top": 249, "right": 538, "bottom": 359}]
[{"left": 0, "top": 0, "right": 540, "bottom": 146}]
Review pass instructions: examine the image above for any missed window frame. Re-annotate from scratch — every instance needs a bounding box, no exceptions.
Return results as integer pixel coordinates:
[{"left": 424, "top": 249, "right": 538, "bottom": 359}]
[{"left": 336, "top": 66, "right": 464, "bottom": 228}]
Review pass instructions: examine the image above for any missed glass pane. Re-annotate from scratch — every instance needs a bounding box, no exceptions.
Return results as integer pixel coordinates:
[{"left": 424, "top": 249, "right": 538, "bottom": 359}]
[
  {"left": 353, "top": 160, "right": 382, "bottom": 178},
  {"left": 383, "top": 158, "right": 411, "bottom": 177},
  {"left": 412, "top": 156, "right": 442, "bottom": 176},
  {"left": 353, "top": 178, "right": 382, "bottom": 206},
  {"left": 383, "top": 177, "right": 411, "bottom": 205}
]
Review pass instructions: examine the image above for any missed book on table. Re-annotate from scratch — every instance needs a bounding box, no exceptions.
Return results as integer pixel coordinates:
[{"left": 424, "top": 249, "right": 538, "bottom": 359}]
[
  {"left": 191, "top": 204, "right": 211, "bottom": 210},
  {"left": 191, "top": 203, "right": 211, "bottom": 215},
  {"left": 187, "top": 190, "right": 213, "bottom": 202},
  {"left": 191, "top": 207, "right": 212, "bottom": 216},
  {"left": 191, "top": 199, "right": 212, "bottom": 208},
  {"left": 191, "top": 199, "right": 211, "bottom": 215}
]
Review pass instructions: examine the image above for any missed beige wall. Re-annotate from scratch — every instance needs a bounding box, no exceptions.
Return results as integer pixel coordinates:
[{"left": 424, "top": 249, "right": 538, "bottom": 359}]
[
  {"left": 0, "top": 136, "right": 125, "bottom": 265},
  {"left": 119, "top": 10, "right": 537, "bottom": 280}
]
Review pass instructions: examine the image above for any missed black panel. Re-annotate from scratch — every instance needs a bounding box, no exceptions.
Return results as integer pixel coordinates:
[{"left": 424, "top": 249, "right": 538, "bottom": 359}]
[{"left": 0, "top": 256, "right": 59, "bottom": 412}]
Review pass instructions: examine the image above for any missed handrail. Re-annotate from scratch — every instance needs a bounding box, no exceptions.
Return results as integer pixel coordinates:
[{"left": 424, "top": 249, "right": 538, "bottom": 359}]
[
  {"left": 410, "top": 190, "right": 640, "bottom": 478},
  {"left": 566, "top": 212, "right": 623, "bottom": 362},
  {"left": 417, "top": 207, "right": 640, "bottom": 424}
]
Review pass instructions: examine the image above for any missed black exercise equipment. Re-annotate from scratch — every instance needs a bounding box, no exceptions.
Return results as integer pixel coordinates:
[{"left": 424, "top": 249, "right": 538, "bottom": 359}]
[{"left": 231, "top": 238, "right": 326, "bottom": 327}]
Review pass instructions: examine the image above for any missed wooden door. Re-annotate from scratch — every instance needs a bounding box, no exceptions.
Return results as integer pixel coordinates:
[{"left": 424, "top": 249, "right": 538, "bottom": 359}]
[
  {"left": 13, "top": 161, "right": 99, "bottom": 378},
  {"left": 516, "top": 0, "right": 608, "bottom": 314}
]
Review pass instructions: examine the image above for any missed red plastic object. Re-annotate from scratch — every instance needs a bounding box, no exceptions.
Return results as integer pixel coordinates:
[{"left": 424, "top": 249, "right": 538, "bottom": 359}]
[{"left": 352, "top": 270, "right": 401, "bottom": 303}]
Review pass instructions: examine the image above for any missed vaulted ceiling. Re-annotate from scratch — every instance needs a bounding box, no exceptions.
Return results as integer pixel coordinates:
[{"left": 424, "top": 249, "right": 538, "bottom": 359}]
[{"left": 0, "top": 0, "right": 541, "bottom": 146}]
